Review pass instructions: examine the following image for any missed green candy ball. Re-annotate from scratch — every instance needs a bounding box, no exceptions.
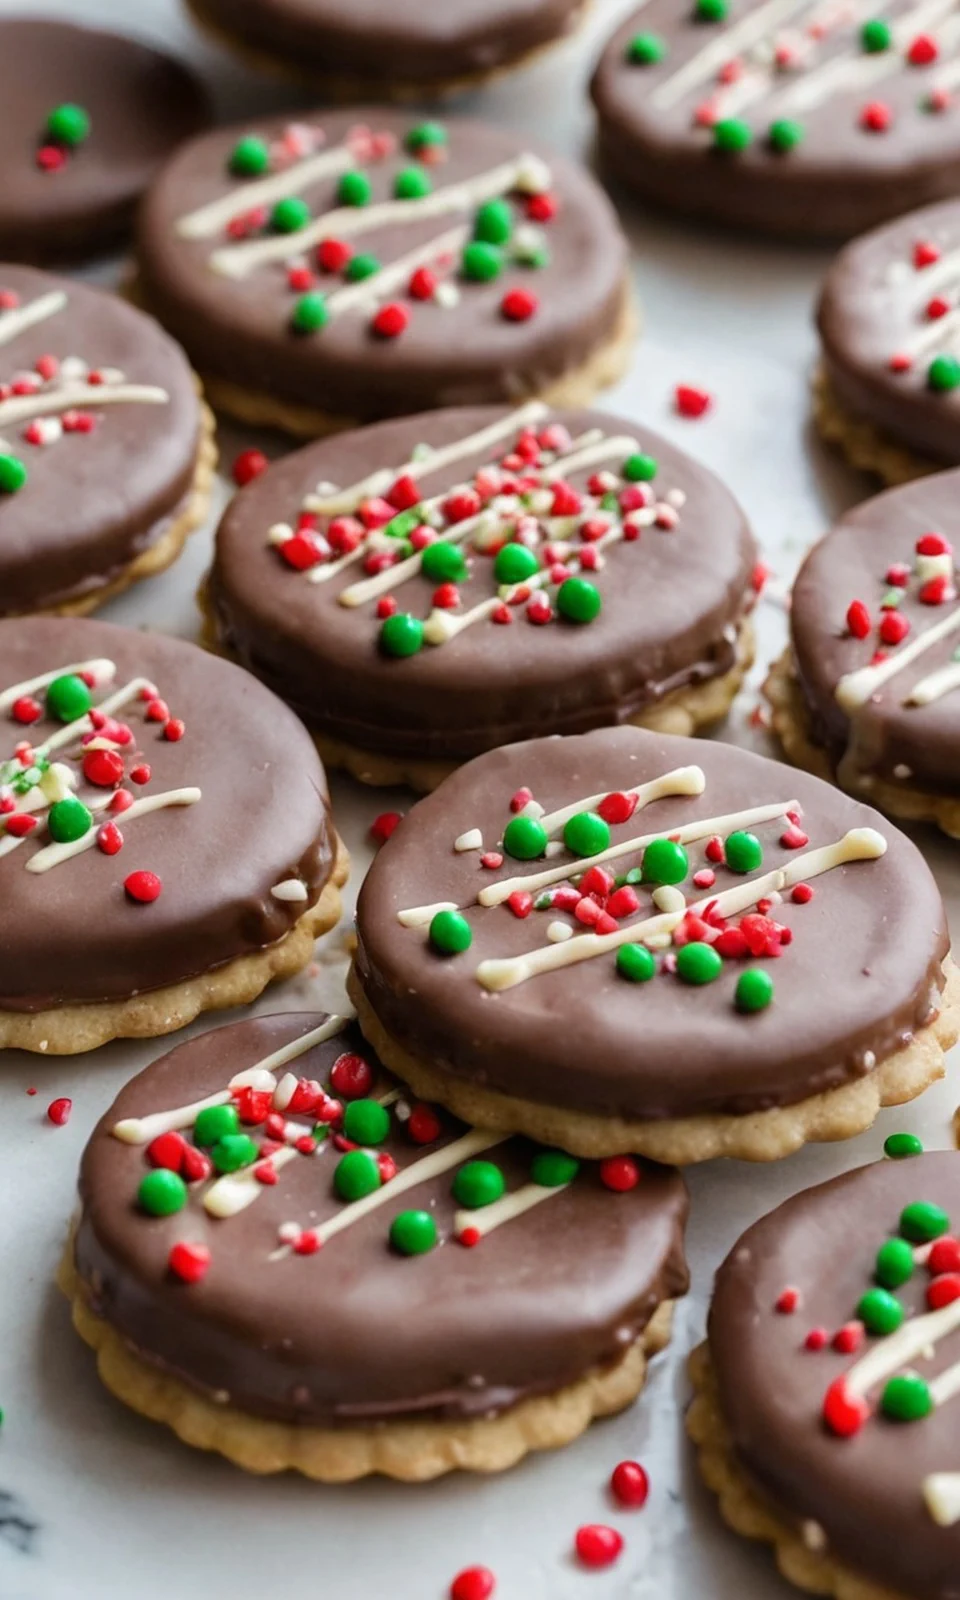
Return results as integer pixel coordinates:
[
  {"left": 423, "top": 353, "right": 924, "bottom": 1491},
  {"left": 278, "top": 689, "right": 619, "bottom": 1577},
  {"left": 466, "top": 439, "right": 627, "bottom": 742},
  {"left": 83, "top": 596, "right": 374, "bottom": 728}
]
[
  {"left": 623, "top": 452, "right": 658, "bottom": 482},
  {"left": 291, "top": 292, "right": 329, "bottom": 334},
  {"left": 857, "top": 1287, "right": 905, "bottom": 1337},
  {"left": 617, "top": 943, "right": 656, "bottom": 983},
  {"left": 881, "top": 1373, "right": 933, "bottom": 1422},
  {"left": 494, "top": 542, "right": 539, "bottom": 585},
  {"left": 338, "top": 170, "right": 373, "bottom": 207},
  {"left": 861, "top": 17, "right": 892, "bottom": 50},
  {"left": 453, "top": 1160, "right": 506, "bottom": 1209},
  {"left": 390, "top": 1209, "right": 437, "bottom": 1255},
  {"left": 47, "top": 796, "right": 93, "bottom": 844},
  {"left": 47, "top": 103, "right": 90, "bottom": 147},
  {"left": 334, "top": 1148, "right": 381, "bottom": 1202},
  {"left": 627, "top": 31, "right": 667, "bottom": 64},
  {"left": 462, "top": 241, "right": 503, "bottom": 282},
  {"left": 345, "top": 252, "right": 381, "bottom": 282},
  {"left": 46, "top": 673, "right": 92, "bottom": 723},
  {"left": 342, "top": 1098, "right": 391, "bottom": 1146},
  {"left": 194, "top": 1103, "right": 240, "bottom": 1146},
  {"left": 474, "top": 199, "right": 513, "bottom": 246},
  {"left": 676, "top": 942, "right": 723, "bottom": 986},
  {"left": 421, "top": 541, "right": 467, "bottom": 583},
  {"left": 429, "top": 909, "right": 473, "bottom": 955},
  {"left": 769, "top": 118, "right": 804, "bottom": 153},
  {"left": 230, "top": 135, "right": 270, "bottom": 176},
  {"left": 875, "top": 1237, "right": 915, "bottom": 1290},
  {"left": 394, "top": 166, "right": 432, "bottom": 200},
  {"left": 900, "top": 1200, "right": 951, "bottom": 1243},
  {"left": 557, "top": 578, "right": 602, "bottom": 624},
  {"left": 138, "top": 1168, "right": 187, "bottom": 1217},
  {"left": 0, "top": 454, "right": 27, "bottom": 494},
  {"left": 735, "top": 968, "right": 774, "bottom": 1014},
  {"left": 724, "top": 830, "right": 763, "bottom": 873},
  {"left": 383, "top": 509, "right": 420, "bottom": 540},
  {"left": 642, "top": 837, "right": 689, "bottom": 885},
  {"left": 564, "top": 810, "right": 611, "bottom": 858},
  {"left": 929, "top": 355, "right": 960, "bottom": 393},
  {"left": 503, "top": 814, "right": 548, "bottom": 860},
  {"left": 407, "top": 121, "right": 447, "bottom": 152},
  {"left": 271, "top": 196, "right": 311, "bottom": 233},
  {"left": 884, "top": 1132, "right": 925, "bottom": 1160},
  {"left": 696, "top": 0, "right": 728, "bottom": 18},
  {"left": 714, "top": 118, "right": 752, "bottom": 154},
  {"left": 212, "top": 1133, "right": 260, "bottom": 1174},
  {"left": 531, "top": 1149, "right": 580, "bottom": 1187},
  {"left": 380, "top": 613, "right": 424, "bottom": 658}
]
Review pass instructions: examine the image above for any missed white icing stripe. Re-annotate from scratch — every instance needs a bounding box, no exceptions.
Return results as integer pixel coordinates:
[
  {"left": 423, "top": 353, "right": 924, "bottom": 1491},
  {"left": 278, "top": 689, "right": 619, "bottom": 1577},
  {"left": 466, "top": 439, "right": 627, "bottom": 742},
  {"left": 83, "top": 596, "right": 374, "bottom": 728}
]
[
  {"left": 455, "top": 1180, "right": 569, "bottom": 1240},
  {"left": 313, "top": 1129, "right": 504, "bottom": 1246},
  {"left": 924, "top": 1474, "right": 960, "bottom": 1527},
  {"left": 0, "top": 383, "right": 169, "bottom": 430},
  {"left": 397, "top": 899, "right": 458, "bottom": 929},
  {"left": 26, "top": 787, "right": 201, "bottom": 873},
  {"left": 204, "top": 1145, "right": 300, "bottom": 1218},
  {"left": 475, "top": 827, "right": 886, "bottom": 991},
  {"left": 901, "top": 306, "right": 960, "bottom": 364},
  {"left": 843, "top": 1298, "right": 960, "bottom": 1398},
  {"left": 0, "top": 764, "right": 78, "bottom": 860},
  {"left": 778, "top": 0, "right": 960, "bottom": 114},
  {"left": 537, "top": 765, "right": 706, "bottom": 835},
  {"left": 110, "top": 1015, "right": 352, "bottom": 1144},
  {"left": 651, "top": 0, "right": 814, "bottom": 109},
  {"left": 33, "top": 677, "right": 154, "bottom": 758},
  {"left": 324, "top": 225, "right": 469, "bottom": 317},
  {"left": 906, "top": 659, "right": 960, "bottom": 706},
  {"left": 175, "top": 142, "right": 356, "bottom": 239},
  {"left": 836, "top": 607, "right": 960, "bottom": 711},
  {"left": 0, "top": 658, "right": 114, "bottom": 716},
  {"left": 209, "top": 156, "right": 546, "bottom": 279},
  {"left": 929, "top": 1355, "right": 960, "bottom": 1407},
  {"left": 0, "top": 290, "right": 67, "bottom": 349}
]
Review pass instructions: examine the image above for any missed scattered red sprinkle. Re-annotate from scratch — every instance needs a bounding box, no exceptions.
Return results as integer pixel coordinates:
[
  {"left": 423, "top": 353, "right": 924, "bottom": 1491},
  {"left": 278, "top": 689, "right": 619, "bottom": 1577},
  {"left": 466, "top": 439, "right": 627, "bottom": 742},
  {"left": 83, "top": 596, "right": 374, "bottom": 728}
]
[
  {"left": 293, "top": 1229, "right": 321, "bottom": 1255},
  {"left": 510, "top": 788, "right": 534, "bottom": 813},
  {"left": 823, "top": 1376, "right": 869, "bottom": 1437},
  {"left": 929, "top": 1237, "right": 960, "bottom": 1275},
  {"left": 11, "top": 696, "right": 41, "bottom": 725},
  {"left": 598, "top": 790, "right": 638, "bottom": 825},
  {"left": 914, "top": 240, "right": 941, "bottom": 269},
  {"left": 526, "top": 191, "right": 558, "bottom": 222},
  {"left": 575, "top": 1525, "right": 624, "bottom": 1569},
  {"left": 377, "top": 1152, "right": 398, "bottom": 1184},
  {"left": 600, "top": 1155, "right": 641, "bottom": 1193},
  {"left": 860, "top": 100, "right": 892, "bottom": 132},
  {"left": 168, "top": 1241, "right": 211, "bottom": 1284},
  {"left": 751, "top": 561, "right": 770, "bottom": 595},
  {"left": 889, "top": 351, "right": 912, "bottom": 373},
  {"left": 148, "top": 1131, "right": 188, "bottom": 1171},
  {"left": 501, "top": 288, "right": 538, "bottom": 322},
  {"left": 480, "top": 851, "right": 504, "bottom": 869},
  {"left": 36, "top": 145, "right": 67, "bottom": 172},
  {"left": 791, "top": 883, "right": 813, "bottom": 904},
  {"left": 181, "top": 1145, "right": 213, "bottom": 1183},
  {"left": 5, "top": 813, "right": 38, "bottom": 838},
  {"left": 705, "top": 836, "right": 724, "bottom": 864},
  {"left": 920, "top": 574, "right": 952, "bottom": 605},
  {"left": 407, "top": 1104, "right": 442, "bottom": 1145},
  {"left": 674, "top": 384, "right": 712, "bottom": 418},
  {"left": 408, "top": 265, "right": 438, "bottom": 300},
  {"left": 507, "top": 889, "right": 534, "bottom": 919},
  {"left": 805, "top": 1327, "right": 829, "bottom": 1351},
  {"left": 917, "top": 531, "right": 950, "bottom": 555},
  {"left": 610, "top": 1460, "right": 649, "bottom": 1509},
  {"left": 928, "top": 1273, "right": 960, "bottom": 1310},
  {"left": 450, "top": 1566, "right": 496, "bottom": 1600},
  {"left": 693, "top": 868, "right": 716, "bottom": 889},
  {"left": 927, "top": 295, "right": 951, "bottom": 320},
  {"left": 318, "top": 237, "right": 352, "bottom": 273},
  {"left": 775, "top": 1286, "right": 801, "bottom": 1314},
  {"left": 110, "top": 788, "right": 134, "bottom": 815},
  {"left": 909, "top": 33, "right": 939, "bottom": 65},
  {"left": 130, "top": 763, "right": 151, "bottom": 785},
  {"left": 370, "top": 812, "right": 402, "bottom": 848},
  {"left": 124, "top": 870, "right": 162, "bottom": 904},
  {"left": 46, "top": 1097, "right": 72, "bottom": 1126},
  {"left": 82, "top": 748, "right": 124, "bottom": 788},
  {"left": 879, "top": 611, "right": 910, "bottom": 646},
  {"left": 846, "top": 599, "right": 871, "bottom": 639},
  {"left": 372, "top": 302, "right": 409, "bottom": 338},
  {"left": 458, "top": 1226, "right": 482, "bottom": 1248},
  {"left": 833, "top": 1321, "right": 864, "bottom": 1355},
  {"left": 232, "top": 448, "right": 269, "bottom": 487},
  {"left": 96, "top": 821, "right": 124, "bottom": 857},
  {"left": 145, "top": 698, "right": 169, "bottom": 723},
  {"left": 163, "top": 718, "right": 186, "bottom": 743}
]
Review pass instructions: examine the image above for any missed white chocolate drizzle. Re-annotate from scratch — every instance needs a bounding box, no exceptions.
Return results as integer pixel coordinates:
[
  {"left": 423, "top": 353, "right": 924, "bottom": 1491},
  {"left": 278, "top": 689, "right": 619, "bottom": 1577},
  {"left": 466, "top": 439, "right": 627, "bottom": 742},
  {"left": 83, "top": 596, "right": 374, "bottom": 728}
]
[
  {"left": 836, "top": 606, "right": 960, "bottom": 710},
  {"left": 0, "top": 381, "right": 168, "bottom": 431},
  {"left": 536, "top": 764, "right": 705, "bottom": 836},
  {"left": 0, "top": 658, "right": 114, "bottom": 716},
  {"left": 923, "top": 1474, "right": 960, "bottom": 1527},
  {"left": 841, "top": 1298, "right": 960, "bottom": 1400},
  {"left": 455, "top": 1179, "right": 570, "bottom": 1241},
  {"left": 25, "top": 788, "right": 202, "bottom": 874},
  {"left": 0, "top": 290, "right": 67, "bottom": 348},
  {"left": 311, "top": 1129, "right": 504, "bottom": 1247},
  {"left": 175, "top": 142, "right": 357, "bottom": 239}
]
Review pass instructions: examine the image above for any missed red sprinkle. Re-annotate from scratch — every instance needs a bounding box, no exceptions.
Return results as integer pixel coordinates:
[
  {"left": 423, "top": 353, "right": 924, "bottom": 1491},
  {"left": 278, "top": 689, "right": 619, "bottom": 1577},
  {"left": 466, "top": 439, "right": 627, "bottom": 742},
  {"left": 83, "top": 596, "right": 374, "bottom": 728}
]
[
  {"left": 920, "top": 574, "right": 952, "bottom": 606},
  {"left": 598, "top": 790, "right": 638, "bottom": 825},
  {"left": 501, "top": 288, "right": 538, "bottom": 322},
  {"left": 833, "top": 1321, "right": 864, "bottom": 1355},
  {"left": 927, "top": 295, "right": 951, "bottom": 320},
  {"left": 232, "top": 448, "right": 269, "bottom": 487},
  {"left": 675, "top": 384, "right": 712, "bottom": 418},
  {"left": 370, "top": 811, "right": 402, "bottom": 846},
  {"left": 458, "top": 1226, "right": 482, "bottom": 1248},
  {"left": 775, "top": 1286, "right": 801, "bottom": 1314},
  {"left": 6, "top": 814, "right": 38, "bottom": 838},
  {"left": 11, "top": 696, "right": 42, "bottom": 724},
  {"left": 507, "top": 890, "right": 534, "bottom": 919},
  {"left": 861, "top": 100, "right": 892, "bottom": 132},
  {"left": 182, "top": 1146, "right": 213, "bottom": 1183},
  {"left": 96, "top": 822, "right": 124, "bottom": 857},
  {"left": 846, "top": 599, "right": 871, "bottom": 639},
  {"left": 318, "top": 237, "right": 352, "bottom": 273},
  {"left": 377, "top": 1152, "right": 398, "bottom": 1184},
  {"left": 36, "top": 144, "right": 67, "bottom": 172},
  {"left": 124, "top": 870, "right": 162, "bottom": 904},
  {"left": 823, "top": 1377, "right": 869, "bottom": 1437},
  {"left": 610, "top": 1460, "right": 649, "bottom": 1509},
  {"left": 914, "top": 240, "right": 942, "bottom": 269},
  {"left": 927, "top": 1273, "right": 960, "bottom": 1310},
  {"left": 600, "top": 1155, "right": 641, "bottom": 1193},
  {"left": 450, "top": 1567, "right": 496, "bottom": 1600},
  {"left": 909, "top": 33, "right": 939, "bottom": 65},
  {"left": 409, "top": 266, "right": 438, "bottom": 300},
  {"left": 372, "top": 302, "right": 409, "bottom": 338},
  {"left": 527, "top": 192, "right": 558, "bottom": 222},
  {"left": 329, "top": 1053, "right": 375, "bottom": 1100},
  {"left": 929, "top": 1237, "right": 960, "bottom": 1275},
  {"left": 83, "top": 748, "right": 124, "bottom": 788},
  {"left": 480, "top": 851, "right": 504, "bottom": 869},
  {"left": 110, "top": 788, "right": 134, "bottom": 814},
  {"left": 791, "top": 882, "right": 813, "bottom": 904},
  {"left": 130, "top": 763, "right": 152, "bottom": 786},
  {"left": 705, "top": 835, "right": 725, "bottom": 864},
  {"left": 46, "top": 1097, "right": 72, "bottom": 1126},
  {"left": 879, "top": 611, "right": 910, "bottom": 646},
  {"left": 510, "top": 787, "right": 533, "bottom": 813},
  {"left": 575, "top": 1525, "right": 624, "bottom": 1570},
  {"left": 148, "top": 1131, "right": 188, "bottom": 1171},
  {"left": 407, "top": 1104, "right": 442, "bottom": 1145},
  {"left": 163, "top": 718, "right": 186, "bottom": 743},
  {"left": 917, "top": 531, "right": 951, "bottom": 555},
  {"left": 805, "top": 1327, "right": 829, "bottom": 1351},
  {"left": 168, "top": 1241, "right": 211, "bottom": 1284},
  {"left": 293, "top": 1229, "right": 321, "bottom": 1256}
]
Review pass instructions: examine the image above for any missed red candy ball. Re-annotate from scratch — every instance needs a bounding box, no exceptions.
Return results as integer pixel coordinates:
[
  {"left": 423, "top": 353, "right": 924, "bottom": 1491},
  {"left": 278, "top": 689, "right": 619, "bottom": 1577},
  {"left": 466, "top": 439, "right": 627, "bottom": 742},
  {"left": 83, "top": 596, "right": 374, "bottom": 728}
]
[
  {"left": 168, "top": 1241, "right": 212, "bottom": 1284},
  {"left": 407, "top": 1104, "right": 442, "bottom": 1145},
  {"left": 929, "top": 1236, "right": 960, "bottom": 1275},
  {"left": 148, "top": 1130, "right": 188, "bottom": 1171},
  {"left": 450, "top": 1568, "right": 495, "bottom": 1600},
  {"left": 124, "top": 870, "right": 162, "bottom": 904},
  {"left": 611, "top": 1460, "right": 649, "bottom": 1508},
  {"left": 600, "top": 1155, "right": 641, "bottom": 1193},
  {"left": 232, "top": 448, "right": 269, "bottom": 487},
  {"left": 575, "top": 1525, "right": 624, "bottom": 1569},
  {"left": 370, "top": 811, "right": 403, "bottom": 846},
  {"left": 46, "top": 1097, "right": 72, "bottom": 1126},
  {"left": 329, "top": 1052, "right": 374, "bottom": 1100},
  {"left": 82, "top": 747, "right": 124, "bottom": 788}
]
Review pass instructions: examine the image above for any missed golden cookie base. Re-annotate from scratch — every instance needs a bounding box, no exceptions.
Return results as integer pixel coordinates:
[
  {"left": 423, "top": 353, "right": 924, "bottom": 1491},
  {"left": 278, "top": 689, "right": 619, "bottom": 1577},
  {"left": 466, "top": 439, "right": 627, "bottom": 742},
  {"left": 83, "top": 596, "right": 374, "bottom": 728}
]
[{"left": 812, "top": 367, "right": 941, "bottom": 487}]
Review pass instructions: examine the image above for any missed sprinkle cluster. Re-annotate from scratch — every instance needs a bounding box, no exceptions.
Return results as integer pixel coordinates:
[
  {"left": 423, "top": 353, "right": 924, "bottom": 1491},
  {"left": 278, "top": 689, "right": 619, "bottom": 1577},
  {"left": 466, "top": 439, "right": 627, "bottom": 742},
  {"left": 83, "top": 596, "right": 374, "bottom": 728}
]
[
  {"left": 843, "top": 530, "right": 956, "bottom": 656},
  {"left": 888, "top": 240, "right": 960, "bottom": 393},
  {"left": 0, "top": 320, "right": 132, "bottom": 495},
  {"left": 36, "top": 103, "right": 91, "bottom": 173}
]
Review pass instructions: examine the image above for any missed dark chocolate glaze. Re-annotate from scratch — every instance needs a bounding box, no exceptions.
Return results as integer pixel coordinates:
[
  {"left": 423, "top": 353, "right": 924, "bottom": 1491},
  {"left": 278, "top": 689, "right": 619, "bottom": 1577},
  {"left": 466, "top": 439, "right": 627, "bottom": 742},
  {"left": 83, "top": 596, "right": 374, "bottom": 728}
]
[
  {"left": 73, "top": 1012, "right": 690, "bottom": 1426},
  {"left": 0, "top": 265, "right": 203, "bottom": 616},
  {"left": 191, "top": 0, "right": 585, "bottom": 86},
  {"left": 135, "top": 109, "right": 628, "bottom": 425},
  {"left": 710, "top": 1152, "right": 960, "bottom": 1600},
  {"left": 0, "top": 19, "right": 208, "bottom": 264},
  {"left": 0, "top": 617, "right": 335, "bottom": 1013},
  {"left": 354, "top": 726, "right": 949, "bottom": 1120},
  {"left": 207, "top": 404, "right": 757, "bottom": 763},
  {"left": 818, "top": 199, "right": 960, "bottom": 464},
  {"left": 591, "top": 2, "right": 960, "bottom": 240},
  {"left": 791, "top": 469, "right": 960, "bottom": 795}
]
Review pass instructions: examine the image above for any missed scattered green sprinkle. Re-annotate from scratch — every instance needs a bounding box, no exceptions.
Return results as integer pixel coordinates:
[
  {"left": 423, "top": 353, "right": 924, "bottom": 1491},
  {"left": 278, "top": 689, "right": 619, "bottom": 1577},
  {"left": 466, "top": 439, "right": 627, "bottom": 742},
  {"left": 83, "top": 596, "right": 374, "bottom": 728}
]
[
  {"left": 229, "top": 135, "right": 270, "bottom": 176},
  {"left": 617, "top": 943, "right": 656, "bottom": 982},
  {"left": 394, "top": 166, "right": 432, "bottom": 200},
  {"left": 557, "top": 577, "right": 602, "bottom": 624},
  {"left": 453, "top": 1160, "right": 506, "bottom": 1209},
  {"left": 271, "top": 195, "right": 310, "bottom": 233},
  {"left": 861, "top": 17, "right": 893, "bottom": 51},
  {"left": 462, "top": 241, "right": 503, "bottom": 283},
  {"left": 531, "top": 1149, "right": 580, "bottom": 1187},
  {"left": 0, "top": 454, "right": 27, "bottom": 494},
  {"left": 138, "top": 1169, "right": 187, "bottom": 1217},
  {"left": 713, "top": 118, "right": 752, "bottom": 154},
  {"left": 676, "top": 942, "right": 723, "bottom": 985},
  {"left": 875, "top": 1236, "right": 915, "bottom": 1289},
  {"left": 421, "top": 541, "right": 466, "bottom": 583},
  {"left": 390, "top": 1209, "right": 437, "bottom": 1255},
  {"left": 564, "top": 810, "right": 611, "bottom": 857},
  {"left": 857, "top": 1286, "right": 905, "bottom": 1337},
  {"left": 345, "top": 252, "right": 381, "bottom": 282},
  {"left": 212, "top": 1133, "right": 260, "bottom": 1173},
  {"left": 900, "top": 1200, "right": 950, "bottom": 1243},
  {"left": 884, "top": 1132, "right": 924, "bottom": 1160},
  {"left": 503, "top": 814, "right": 548, "bottom": 860},
  {"left": 338, "top": 170, "right": 373, "bottom": 207},
  {"left": 290, "top": 292, "right": 329, "bottom": 334},
  {"left": 724, "top": 831, "right": 763, "bottom": 873},
  {"left": 735, "top": 968, "right": 774, "bottom": 1013},
  {"left": 642, "top": 838, "right": 689, "bottom": 885},
  {"left": 494, "top": 542, "right": 540, "bottom": 585},
  {"left": 46, "top": 103, "right": 90, "bottom": 147},
  {"left": 627, "top": 31, "right": 668, "bottom": 64},
  {"left": 194, "top": 1104, "right": 240, "bottom": 1146},
  {"left": 929, "top": 355, "right": 960, "bottom": 392},
  {"left": 623, "top": 452, "right": 658, "bottom": 481},
  {"left": 407, "top": 121, "right": 447, "bottom": 152},
  {"left": 380, "top": 613, "right": 424, "bottom": 657},
  {"left": 768, "top": 118, "right": 804, "bottom": 153},
  {"left": 474, "top": 199, "right": 514, "bottom": 246},
  {"left": 334, "top": 1149, "right": 381, "bottom": 1202},
  {"left": 429, "top": 908, "right": 473, "bottom": 955},
  {"left": 46, "top": 673, "right": 91, "bottom": 723},
  {"left": 881, "top": 1372, "right": 933, "bottom": 1422},
  {"left": 47, "top": 796, "right": 93, "bottom": 844}
]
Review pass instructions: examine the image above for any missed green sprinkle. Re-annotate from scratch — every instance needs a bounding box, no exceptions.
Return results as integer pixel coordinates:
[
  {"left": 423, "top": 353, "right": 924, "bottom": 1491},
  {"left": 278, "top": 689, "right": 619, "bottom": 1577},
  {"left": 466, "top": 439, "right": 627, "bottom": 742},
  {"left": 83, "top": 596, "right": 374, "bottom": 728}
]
[
  {"left": 724, "top": 831, "right": 763, "bottom": 873},
  {"left": 390, "top": 1209, "right": 437, "bottom": 1255},
  {"left": 271, "top": 196, "right": 311, "bottom": 233},
  {"left": 311, "top": 1123, "right": 330, "bottom": 1143},
  {"left": 342, "top": 1098, "right": 391, "bottom": 1145},
  {"left": 394, "top": 166, "right": 432, "bottom": 200},
  {"left": 627, "top": 31, "right": 668, "bottom": 64},
  {"left": 623, "top": 452, "right": 658, "bottom": 482},
  {"left": 453, "top": 1160, "right": 506, "bottom": 1209},
  {"left": 462, "top": 241, "right": 503, "bottom": 282},
  {"left": 0, "top": 454, "right": 27, "bottom": 494},
  {"left": 564, "top": 810, "right": 610, "bottom": 857},
  {"left": 861, "top": 17, "right": 893, "bottom": 50},
  {"left": 421, "top": 541, "right": 467, "bottom": 583},
  {"left": 474, "top": 199, "right": 513, "bottom": 246},
  {"left": 617, "top": 943, "right": 656, "bottom": 983},
  {"left": 531, "top": 1149, "right": 580, "bottom": 1187},
  {"left": 695, "top": 0, "right": 728, "bottom": 18},
  {"left": 882, "top": 587, "right": 906, "bottom": 608},
  {"left": 345, "top": 252, "right": 381, "bottom": 282},
  {"left": 290, "top": 292, "right": 329, "bottom": 334},
  {"left": 857, "top": 1286, "right": 905, "bottom": 1337},
  {"left": 900, "top": 1200, "right": 950, "bottom": 1243},
  {"left": 929, "top": 355, "right": 960, "bottom": 392},
  {"left": 407, "top": 121, "right": 447, "bottom": 152},
  {"left": 334, "top": 1149, "right": 381, "bottom": 1202},
  {"left": 503, "top": 814, "right": 548, "bottom": 860},
  {"left": 46, "top": 673, "right": 92, "bottom": 723},
  {"left": 494, "top": 543, "right": 539, "bottom": 585},
  {"left": 768, "top": 118, "right": 804, "bottom": 153},
  {"left": 713, "top": 118, "right": 752, "bottom": 154},
  {"left": 676, "top": 942, "right": 723, "bottom": 985},
  {"left": 429, "top": 909, "right": 472, "bottom": 955},
  {"left": 881, "top": 1372, "right": 933, "bottom": 1422},
  {"left": 383, "top": 509, "right": 421, "bottom": 540},
  {"left": 229, "top": 135, "right": 270, "bottom": 176},
  {"left": 194, "top": 1103, "right": 240, "bottom": 1146},
  {"left": 884, "top": 1132, "right": 925, "bottom": 1160},
  {"left": 642, "top": 838, "right": 689, "bottom": 885},
  {"left": 735, "top": 968, "right": 774, "bottom": 1013},
  {"left": 212, "top": 1133, "right": 260, "bottom": 1173},
  {"left": 46, "top": 103, "right": 90, "bottom": 147},
  {"left": 380, "top": 613, "right": 424, "bottom": 657},
  {"left": 138, "top": 1168, "right": 187, "bottom": 1217},
  {"left": 47, "top": 796, "right": 93, "bottom": 844},
  {"left": 557, "top": 578, "right": 602, "bottom": 624},
  {"left": 514, "top": 239, "right": 550, "bottom": 269},
  {"left": 875, "top": 1237, "right": 915, "bottom": 1289},
  {"left": 338, "top": 170, "right": 373, "bottom": 207}
]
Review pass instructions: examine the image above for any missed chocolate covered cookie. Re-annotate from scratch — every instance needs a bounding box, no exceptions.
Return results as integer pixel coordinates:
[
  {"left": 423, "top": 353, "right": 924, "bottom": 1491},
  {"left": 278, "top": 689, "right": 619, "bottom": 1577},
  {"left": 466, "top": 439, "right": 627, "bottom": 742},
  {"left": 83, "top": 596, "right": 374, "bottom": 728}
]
[
  {"left": 591, "top": 0, "right": 960, "bottom": 240},
  {"left": 134, "top": 111, "right": 633, "bottom": 438},
  {"left": 0, "top": 617, "right": 346, "bottom": 1055},
  {"left": 0, "top": 266, "right": 215, "bottom": 618},
  {"left": 690, "top": 1149, "right": 960, "bottom": 1600},
  {"left": 0, "top": 18, "right": 208, "bottom": 264},
  {"left": 61, "top": 1010, "right": 689, "bottom": 1479},
  {"left": 205, "top": 402, "right": 759, "bottom": 790},
  {"left": 183, "top": 0, "right": 589, "bottom": 100},
  {"left": 767, "top": 469, "right": 960, "bottom": 838},
  {"left": 349, "top": 726, "right": 959, "bottom": 1165},
  {"left": 817, "top": 198, "right": 960, "bottom": 480}
]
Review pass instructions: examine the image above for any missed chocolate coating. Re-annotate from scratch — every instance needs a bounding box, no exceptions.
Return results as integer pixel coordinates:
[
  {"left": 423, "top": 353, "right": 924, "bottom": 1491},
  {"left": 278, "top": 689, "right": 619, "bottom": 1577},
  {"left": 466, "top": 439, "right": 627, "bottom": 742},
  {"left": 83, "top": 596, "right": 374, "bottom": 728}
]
[
  {"left": 208, "top": 404, "right": 757, "bottom": 763},
  {"left": 0, "top": 617, "right": 335, "bottom": 1013},
  {"left": 710, "top": 1152, "right": 960, "bottom": 1600},
  {"left": 0, "top": 19, "right": 208, "bottom": 263},
  {"left": 190, "top": 0, "right": 585, "bottom": 87},
  {"left": 591, "top": 2, "right": 960, "bottom": 239},
  {"left": 74, "top": 1012, "right": 689, "bottom": 1425},
  {"left": 135, "top": 109, "right": 628, "bottom": 426},
  {"left": 354, "top": 726, "right": 948, "bottom": 1120},
  {"left": 818, "top": 199, "right": 960, "bottom": 464},
  {"left": 0, "top": 265, "right": 203, "bottom": 616},
  {"left": 791, "top": 470, "right": 960, "bottom": 795}
]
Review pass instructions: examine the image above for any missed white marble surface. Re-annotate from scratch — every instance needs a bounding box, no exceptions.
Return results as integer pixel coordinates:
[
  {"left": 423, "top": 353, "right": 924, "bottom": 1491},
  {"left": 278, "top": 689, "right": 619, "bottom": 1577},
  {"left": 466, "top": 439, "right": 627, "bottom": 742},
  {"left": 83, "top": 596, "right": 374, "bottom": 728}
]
[{"left": 1, "top": 1, "right": 958, "bottom": 1597}]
